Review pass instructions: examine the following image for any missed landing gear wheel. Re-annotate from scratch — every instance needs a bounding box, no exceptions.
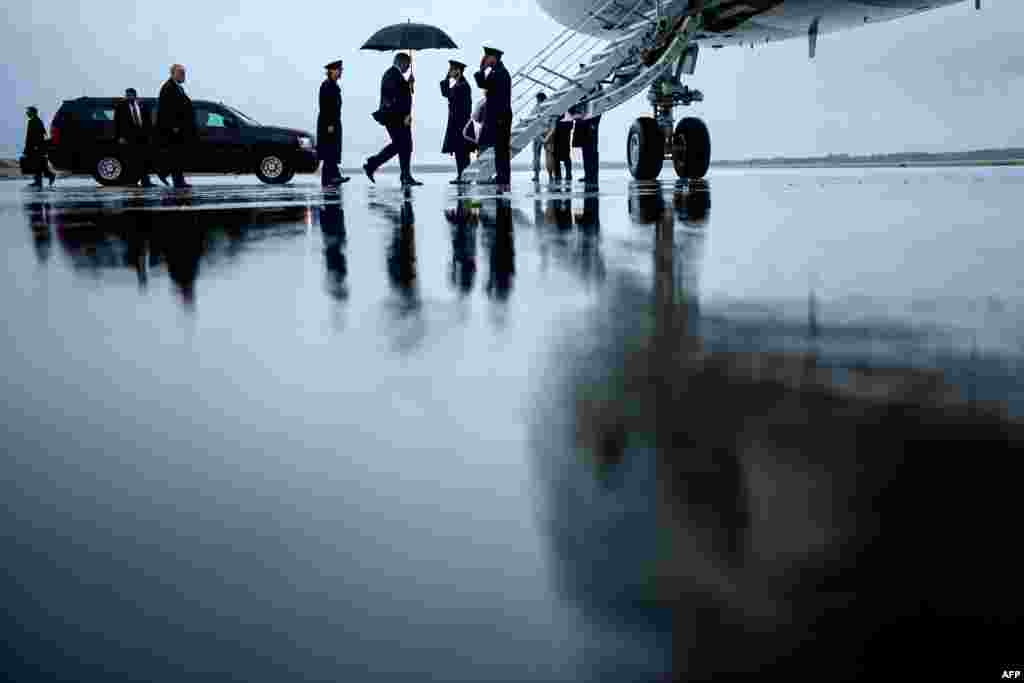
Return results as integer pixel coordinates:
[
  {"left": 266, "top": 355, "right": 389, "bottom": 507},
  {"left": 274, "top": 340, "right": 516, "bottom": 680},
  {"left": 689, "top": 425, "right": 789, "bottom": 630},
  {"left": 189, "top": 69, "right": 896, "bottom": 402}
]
[
  {"left": 672, "top": 117, "right": 711, "bottom": 180},
  {"left": 256, "top": 154, "right": 291, "bottom": 184},
  {"left": 93, "top": 154, "right": 134, "bottom": 186},
  {"left": 627, "top": 117, "right": 665, "bottom": 181}
]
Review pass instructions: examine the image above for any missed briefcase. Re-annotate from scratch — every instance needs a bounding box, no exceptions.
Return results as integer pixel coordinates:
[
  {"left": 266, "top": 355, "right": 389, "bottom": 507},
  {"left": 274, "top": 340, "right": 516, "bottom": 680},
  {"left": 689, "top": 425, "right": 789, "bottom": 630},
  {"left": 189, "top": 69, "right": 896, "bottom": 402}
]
[{"left": 19, "top": 155, "right": 42, "bottom": 175}]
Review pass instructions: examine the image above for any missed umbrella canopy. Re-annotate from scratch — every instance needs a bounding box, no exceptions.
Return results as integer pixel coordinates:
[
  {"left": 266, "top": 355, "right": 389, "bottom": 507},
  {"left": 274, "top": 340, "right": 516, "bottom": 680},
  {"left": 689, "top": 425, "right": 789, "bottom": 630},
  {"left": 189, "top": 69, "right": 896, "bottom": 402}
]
[{"left": 360, "top": 21, "right": 457, "bottom": 52}]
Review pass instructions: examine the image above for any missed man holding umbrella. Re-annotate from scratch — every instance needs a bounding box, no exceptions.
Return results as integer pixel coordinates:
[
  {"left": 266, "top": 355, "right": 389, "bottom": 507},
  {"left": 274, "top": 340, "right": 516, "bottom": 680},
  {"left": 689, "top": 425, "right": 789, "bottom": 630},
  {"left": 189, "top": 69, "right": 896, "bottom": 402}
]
[
  {"left": 474, "top": 45, "right": 512, "bottom": 188},
  {"left": 318, "top": 60, "right": 350, "bottom": 187},
  {"left": 440, "top": 59, "right": 473, "bottom": 184},
  {"left": 364, "top": 53, "right": 422, "bottom": 186}
]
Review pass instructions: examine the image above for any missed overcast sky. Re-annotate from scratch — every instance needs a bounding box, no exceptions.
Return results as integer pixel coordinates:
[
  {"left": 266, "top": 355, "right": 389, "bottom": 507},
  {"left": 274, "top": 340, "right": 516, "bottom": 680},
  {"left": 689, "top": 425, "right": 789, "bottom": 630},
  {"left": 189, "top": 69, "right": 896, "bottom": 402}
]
[{"left": 2, "top": 0, "right": 1022, "bottom": 164}]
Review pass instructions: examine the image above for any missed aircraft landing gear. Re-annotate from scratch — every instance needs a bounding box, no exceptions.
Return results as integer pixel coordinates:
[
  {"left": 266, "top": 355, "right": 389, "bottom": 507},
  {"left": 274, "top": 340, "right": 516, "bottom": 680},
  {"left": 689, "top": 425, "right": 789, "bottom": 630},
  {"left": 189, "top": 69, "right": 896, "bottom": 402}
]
[{"left": 627, "top": 45, "right": 711, "bottom": 181}]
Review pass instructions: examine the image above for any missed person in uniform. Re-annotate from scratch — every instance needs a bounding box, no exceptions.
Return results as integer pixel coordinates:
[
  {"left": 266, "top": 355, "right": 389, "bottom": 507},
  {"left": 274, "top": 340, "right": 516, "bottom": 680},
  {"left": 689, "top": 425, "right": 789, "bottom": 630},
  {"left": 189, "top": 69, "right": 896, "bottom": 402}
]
[
  {"left": 440, "top": 59, "right": 473, "bottom": 184},
  {"left": 365, "top": 53, "right": 422, "bottom": 186},
  {"left": 318, "top": 60, "right": 349, "bottom": 187},
  {"left": 114, "top": 88, "right": 156, "bottom": 187},
  {"left": 156, "top": 64, "right": 196, "bottom": 188},
  {"left": 23, "top": 106, "right": 55, "bottom": 188},
  {"left": 473, "top": 45, "right": 512, "bottom": 188}
]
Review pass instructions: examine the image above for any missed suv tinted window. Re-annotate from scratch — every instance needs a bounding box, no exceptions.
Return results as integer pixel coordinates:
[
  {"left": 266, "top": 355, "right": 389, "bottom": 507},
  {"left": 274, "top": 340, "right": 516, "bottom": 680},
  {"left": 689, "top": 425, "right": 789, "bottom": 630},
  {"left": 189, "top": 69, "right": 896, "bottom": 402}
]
[{"left": 90, "top": 108, "right": 115, "bottom": 121}]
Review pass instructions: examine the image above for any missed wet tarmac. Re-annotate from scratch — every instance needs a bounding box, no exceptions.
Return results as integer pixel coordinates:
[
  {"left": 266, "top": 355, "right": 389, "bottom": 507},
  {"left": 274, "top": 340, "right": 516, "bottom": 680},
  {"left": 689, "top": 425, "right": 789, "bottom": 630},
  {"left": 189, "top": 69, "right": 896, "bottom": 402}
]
[{"left": 2, "top": 169, "right": 1022, "bottom": 681}]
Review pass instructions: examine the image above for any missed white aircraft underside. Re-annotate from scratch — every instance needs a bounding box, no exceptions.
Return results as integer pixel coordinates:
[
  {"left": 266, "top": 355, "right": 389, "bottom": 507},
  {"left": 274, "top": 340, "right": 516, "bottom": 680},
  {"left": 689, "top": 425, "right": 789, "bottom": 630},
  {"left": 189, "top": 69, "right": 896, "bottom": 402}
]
[
  {"left": 466, "top": 0, "right": 972, "bottom": 182},
  {"left": 537, "top": 0, "right": 964, "bottom": 47}
]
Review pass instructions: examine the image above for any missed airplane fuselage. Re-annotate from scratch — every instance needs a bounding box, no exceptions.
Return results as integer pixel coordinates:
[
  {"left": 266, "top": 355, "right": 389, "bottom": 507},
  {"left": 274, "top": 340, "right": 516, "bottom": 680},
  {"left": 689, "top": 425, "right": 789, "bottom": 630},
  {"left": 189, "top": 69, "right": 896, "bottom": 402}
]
[{"left": 536, "top": 0, "right": 964, "bottom": 47}]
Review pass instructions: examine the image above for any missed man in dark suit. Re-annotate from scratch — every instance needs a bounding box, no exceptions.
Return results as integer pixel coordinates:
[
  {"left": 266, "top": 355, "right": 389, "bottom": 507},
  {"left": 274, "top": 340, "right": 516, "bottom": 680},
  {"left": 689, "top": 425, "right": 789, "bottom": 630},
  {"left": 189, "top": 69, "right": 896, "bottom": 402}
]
[
  {"left": 572, "top": 66, "right": 604, "bottom": 188},
  {"left": 364, "top": 53, "right": 421, "bottom": 186},
  {"left": 156, "top": 63, "right": 196, "bottom": 188},
  {"left": 440, "top": 59, "right": 473, "bottom": 184},
  {"left": 114, "top": 88, "right": 157, "bottom": 187},
  {"left": 318, "top": 60, "right": 349, "bottom": 188},
  {"left": 23, "top": 106, "right": 55, "bottom": 188},
  {"left": 474, "top": 45, "right": 512, "bottom": 189}
]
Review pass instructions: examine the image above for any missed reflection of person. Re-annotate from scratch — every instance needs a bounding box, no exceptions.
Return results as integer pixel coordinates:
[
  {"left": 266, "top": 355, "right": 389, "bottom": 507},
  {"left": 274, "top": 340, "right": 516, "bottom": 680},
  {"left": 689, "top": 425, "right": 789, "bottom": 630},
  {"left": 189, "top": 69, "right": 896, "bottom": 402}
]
[
  {"left": 365, "top": 53, "right": 421, "bottom": 186},
  {"left": 387, "top": 200, "right": 419, "bottom": 311},
  {"left": 318, "top": 60, "right": 350, "bottom": 188},
  {"left": 114, "top": 88, "right": 156, "bottom": 187},
  {"left": 440, "top": 60, "right": 473, "bottom": 184},
  {"left": 483, "top": 199, "right": 515, "bottom": 301},
  {"left": 24, "top": 199, "right": 52, "bottom": 263},
  {"left": 474, "top": 45, "right": 512, "bottom": 187},
  {"left": 23, "top": 106, "right": 56, "bottom": 188},
  {"left": 318, "top": 202, "right": 348, "bottom": 300},
  {"left": 156, "top": 64, "right": 196, "bottom": 188},
  {"left": 445, "top": 199, "right": 478, "bottom": 295}
]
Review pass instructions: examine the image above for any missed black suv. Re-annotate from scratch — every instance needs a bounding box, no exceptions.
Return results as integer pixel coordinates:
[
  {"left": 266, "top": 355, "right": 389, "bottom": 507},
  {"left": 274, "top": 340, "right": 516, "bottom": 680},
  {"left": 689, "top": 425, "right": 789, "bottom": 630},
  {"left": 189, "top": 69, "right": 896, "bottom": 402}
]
[{"left": 48, "top": 97, "right": 319, "bottom": 185}]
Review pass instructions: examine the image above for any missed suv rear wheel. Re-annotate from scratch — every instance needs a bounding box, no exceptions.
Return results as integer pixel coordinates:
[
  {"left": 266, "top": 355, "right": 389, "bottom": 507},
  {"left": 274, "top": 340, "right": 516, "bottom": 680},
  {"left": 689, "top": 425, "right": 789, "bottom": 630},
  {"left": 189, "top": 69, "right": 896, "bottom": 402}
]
[
  {"left": 92, "top": 154, "right": 134, "bottom": 186},
  {"left": 256, "top": 153, "right": 292, "bottom": 184}
]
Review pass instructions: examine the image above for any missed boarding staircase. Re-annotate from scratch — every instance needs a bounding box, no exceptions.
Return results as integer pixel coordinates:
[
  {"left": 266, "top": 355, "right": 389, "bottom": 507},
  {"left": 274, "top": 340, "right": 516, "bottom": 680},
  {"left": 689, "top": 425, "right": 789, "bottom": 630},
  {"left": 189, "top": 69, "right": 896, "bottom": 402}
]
[{"left": 463, "top": 0, "right": 724, "bottom": 182}]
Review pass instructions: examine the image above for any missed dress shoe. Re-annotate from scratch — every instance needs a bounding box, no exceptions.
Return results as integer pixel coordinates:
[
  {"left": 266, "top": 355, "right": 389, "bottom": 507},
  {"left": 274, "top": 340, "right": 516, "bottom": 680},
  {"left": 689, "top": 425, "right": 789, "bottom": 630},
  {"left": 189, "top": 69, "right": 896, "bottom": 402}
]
[
  {"left": 157, "top": 173, "right": 170, "bottom": 186},
  {"left": 27, "top": 182, "right": 42, "bottom": 189},
  {"left": 402, "top": 177, "right": 424, "bottom": 187},
  {"left": 140, "top": 178, "right": 155, "bottom": 188},
  {"left": 174, "top": 182, "right": 192, "bottom": 189},
  {"left": 363, "top": 162, "right": 375, "bottom": 183},
  {"left": 339, "top": 176, "right": 351, "bottom": 183}
]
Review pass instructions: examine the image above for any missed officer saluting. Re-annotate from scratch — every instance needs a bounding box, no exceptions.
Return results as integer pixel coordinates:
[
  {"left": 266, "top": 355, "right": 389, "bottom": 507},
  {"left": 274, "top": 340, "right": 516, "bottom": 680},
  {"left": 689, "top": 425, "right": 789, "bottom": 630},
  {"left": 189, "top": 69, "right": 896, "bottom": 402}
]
[
  {"left": 440, "top": 59, "right": 473, "bottom": 185},
  {"left": 318, "top": 60, "right": 349, "bottom": 187},
  {"left": 474, "top": 45, "right": 512, "bottom": 188}
]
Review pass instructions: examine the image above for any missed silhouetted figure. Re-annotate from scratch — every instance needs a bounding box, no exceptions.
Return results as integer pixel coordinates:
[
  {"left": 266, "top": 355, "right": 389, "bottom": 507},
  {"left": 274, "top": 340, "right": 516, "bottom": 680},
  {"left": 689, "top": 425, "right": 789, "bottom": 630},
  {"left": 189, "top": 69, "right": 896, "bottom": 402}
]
[
  {"left": 156, "top": 63, "right": 196, "bottom": 188},
  {"left": 530, "top": 92, "right": 549, "bottom": 183},
  {"left": 318, "top": 60, "right": 349, "bottom": 187},
  {"left": 23, "top": 106, "right": 55, "bottom": 188},
  {"left": 441, "top": 60, "right": 473, "bottom": 184},
  {"left": 445, "top": 199, "right": 478, "bottom": 295},
  {"left": 474, "top": 45, "right": 512, "bottom": 187},
  {"left": 571, "top": 71, "right": 603, "bottom": 187},
  {"left": 318, "top": 202, "right": 348, "bottom": 300},
  {"left": 114, "top": 88, "right": 156, "bottom": 187},
  {"left": 365, "top": 54, "right": 420, "bottom": 186},
  {"left": 553, "top": 115, "right": 573, "bottom": 181}
]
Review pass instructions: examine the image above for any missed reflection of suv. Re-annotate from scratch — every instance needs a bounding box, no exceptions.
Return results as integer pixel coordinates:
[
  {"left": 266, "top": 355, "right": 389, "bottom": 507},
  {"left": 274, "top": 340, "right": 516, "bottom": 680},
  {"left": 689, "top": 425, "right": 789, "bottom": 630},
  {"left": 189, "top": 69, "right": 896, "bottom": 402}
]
[{"left": 48, "top": 97, "right": 318, "bottom": 185}]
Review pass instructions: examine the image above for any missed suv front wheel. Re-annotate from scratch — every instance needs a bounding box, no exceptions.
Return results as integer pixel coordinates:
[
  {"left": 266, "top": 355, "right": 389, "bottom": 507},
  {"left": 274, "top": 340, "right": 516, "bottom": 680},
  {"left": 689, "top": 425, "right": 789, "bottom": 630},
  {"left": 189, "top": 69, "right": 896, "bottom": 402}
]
[
  {"left": 93, "top": 154, "right": 135, "bottom": 186},
  {"left": 255, "top": 153, "right": 293, "bottom": 185}
]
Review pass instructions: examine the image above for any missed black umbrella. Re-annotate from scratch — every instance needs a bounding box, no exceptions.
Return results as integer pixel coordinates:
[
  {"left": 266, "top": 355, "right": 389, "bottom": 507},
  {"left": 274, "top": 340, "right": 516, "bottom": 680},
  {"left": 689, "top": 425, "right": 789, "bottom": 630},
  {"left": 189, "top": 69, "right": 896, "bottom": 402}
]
[
  {"left": 361, "top": 20, "right": 458, "bottom": 116},
  {"left": 360, "top": 21, "right": 458, "bottom": 53}
]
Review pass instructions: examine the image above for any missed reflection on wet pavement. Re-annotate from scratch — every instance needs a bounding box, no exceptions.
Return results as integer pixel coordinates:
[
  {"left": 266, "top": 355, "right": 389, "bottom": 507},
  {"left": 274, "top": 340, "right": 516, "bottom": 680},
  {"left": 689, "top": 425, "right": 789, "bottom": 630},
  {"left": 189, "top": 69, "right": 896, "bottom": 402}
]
[{"left": 2, "top": 172, "right": 1022, "bottom": 681}]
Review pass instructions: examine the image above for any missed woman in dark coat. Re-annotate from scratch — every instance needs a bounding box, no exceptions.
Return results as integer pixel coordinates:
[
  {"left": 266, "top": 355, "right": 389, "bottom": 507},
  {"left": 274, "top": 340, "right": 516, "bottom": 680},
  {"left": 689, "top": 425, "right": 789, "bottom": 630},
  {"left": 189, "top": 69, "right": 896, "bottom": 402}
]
[
  {"left": 440, "top": 60, "right": 473, "bottom": 184},
  {"left": 23, "top": 106, "right": 55, "bottom": 188}
]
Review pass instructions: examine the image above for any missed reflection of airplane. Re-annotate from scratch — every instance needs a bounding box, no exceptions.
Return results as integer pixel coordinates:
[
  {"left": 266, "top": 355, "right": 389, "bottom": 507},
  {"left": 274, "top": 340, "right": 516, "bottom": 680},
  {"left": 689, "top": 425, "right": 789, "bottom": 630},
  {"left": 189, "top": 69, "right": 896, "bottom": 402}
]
[
  {"left": 529, "top": 181, "right": 1023, "bottom": 680},
  {"left": 470, "top": 0, "right": 969, "bottom": 181}
]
